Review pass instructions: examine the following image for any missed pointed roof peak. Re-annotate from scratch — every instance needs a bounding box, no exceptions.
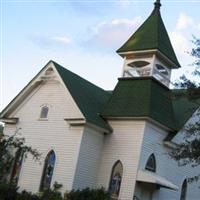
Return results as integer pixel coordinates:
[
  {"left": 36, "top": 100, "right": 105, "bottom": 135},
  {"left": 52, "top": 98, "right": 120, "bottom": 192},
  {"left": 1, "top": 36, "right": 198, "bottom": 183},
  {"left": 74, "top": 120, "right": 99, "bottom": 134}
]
[
  {"left": 154, "top": 0, "right": 161, "bottom": 11},
  {"left": 117, "top": 0, "right": 181, "bottom": 68}
]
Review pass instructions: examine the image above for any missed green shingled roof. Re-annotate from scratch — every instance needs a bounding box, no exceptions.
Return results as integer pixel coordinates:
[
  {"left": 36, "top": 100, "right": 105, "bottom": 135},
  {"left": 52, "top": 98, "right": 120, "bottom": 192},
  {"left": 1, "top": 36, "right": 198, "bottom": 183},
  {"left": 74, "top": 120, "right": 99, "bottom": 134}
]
[
  {"left": 101, "top": 77, "right": 177, "bottom": 131},
  {"left": 53, "top": 62, "right": 112, "bottom": 133},
  {"left": 172, "top": 89, "right": 200, "bottom": 130},
  {"left": 101, "top": 77, "right": 200, "bottom": 132},
  {"left": 117, "top": 4, "right": 181, "bottom": 68}
]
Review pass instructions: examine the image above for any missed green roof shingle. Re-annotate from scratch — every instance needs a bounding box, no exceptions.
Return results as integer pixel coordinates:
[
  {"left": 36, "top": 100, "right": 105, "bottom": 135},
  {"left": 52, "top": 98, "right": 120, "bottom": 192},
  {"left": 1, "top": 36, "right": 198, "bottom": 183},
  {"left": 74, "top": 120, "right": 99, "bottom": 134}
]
[
  {"left": 101, "top": 77, "right": 177, "bottom": 131},
  {"left": 117, "top": 3, "right": 181, "bottom": 68},
  {"left": 172, "top": 89, "right": 200, "bottom": 130},
  {"left": 53, "top": 61, "right": 112, "bottom": 133}
]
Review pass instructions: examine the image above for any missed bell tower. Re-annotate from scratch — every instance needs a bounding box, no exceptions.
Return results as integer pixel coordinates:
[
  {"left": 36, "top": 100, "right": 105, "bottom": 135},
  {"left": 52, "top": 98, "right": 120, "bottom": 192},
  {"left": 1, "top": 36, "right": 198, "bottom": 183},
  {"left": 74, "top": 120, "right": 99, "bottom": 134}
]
[{"left": 117, "top": 0, "right": 180, "bottom": 87}]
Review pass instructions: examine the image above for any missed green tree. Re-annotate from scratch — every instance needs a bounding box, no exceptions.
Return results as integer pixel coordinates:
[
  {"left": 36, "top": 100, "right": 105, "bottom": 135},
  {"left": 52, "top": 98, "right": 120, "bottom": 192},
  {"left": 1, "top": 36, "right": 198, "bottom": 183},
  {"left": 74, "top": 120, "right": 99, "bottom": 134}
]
[
  {"left": 170, "top": 38, "right": 200, "bottom": 182},
  {"left": 0, "top": 128, "right": 40, "bottom": 182}
]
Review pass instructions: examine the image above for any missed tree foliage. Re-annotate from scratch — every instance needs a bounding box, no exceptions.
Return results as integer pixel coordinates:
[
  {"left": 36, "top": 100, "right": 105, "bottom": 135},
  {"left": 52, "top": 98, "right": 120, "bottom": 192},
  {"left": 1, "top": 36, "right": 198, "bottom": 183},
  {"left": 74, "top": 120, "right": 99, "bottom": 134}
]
[
  {"left": 0, "top": 128, "right": 40, "bottom": 182},
  {"left": 170, "top": 37, "right": 200, "bottom": 182}
]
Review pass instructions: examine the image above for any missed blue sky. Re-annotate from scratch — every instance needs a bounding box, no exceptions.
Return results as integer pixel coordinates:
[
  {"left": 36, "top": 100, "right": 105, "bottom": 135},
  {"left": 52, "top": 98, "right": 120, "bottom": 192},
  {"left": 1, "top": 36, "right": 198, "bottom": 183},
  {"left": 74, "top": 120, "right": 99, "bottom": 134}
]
[{"left": 1, "top": 0, "right": 200, "bottom": 111}]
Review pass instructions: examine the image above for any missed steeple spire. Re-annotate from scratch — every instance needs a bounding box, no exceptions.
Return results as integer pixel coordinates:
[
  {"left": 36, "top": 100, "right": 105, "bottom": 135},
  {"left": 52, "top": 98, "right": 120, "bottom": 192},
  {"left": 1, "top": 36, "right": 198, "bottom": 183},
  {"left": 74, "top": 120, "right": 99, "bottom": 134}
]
[
  {"left": 154, "top": 0, "right": 161, "bottom": 11},
  {"left": 117, "top": 0, "right": 181, "bottom": 87},
  {"left": 117, "top": 0, "right": 180, "bottom": 69}
]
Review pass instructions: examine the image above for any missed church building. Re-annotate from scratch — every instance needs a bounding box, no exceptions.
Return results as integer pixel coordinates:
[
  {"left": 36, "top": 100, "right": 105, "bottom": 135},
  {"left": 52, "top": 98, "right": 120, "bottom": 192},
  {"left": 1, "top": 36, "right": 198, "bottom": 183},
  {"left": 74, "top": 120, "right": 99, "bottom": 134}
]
[{"left": 1, "top": 1, "right": 200, "bottom": 199}]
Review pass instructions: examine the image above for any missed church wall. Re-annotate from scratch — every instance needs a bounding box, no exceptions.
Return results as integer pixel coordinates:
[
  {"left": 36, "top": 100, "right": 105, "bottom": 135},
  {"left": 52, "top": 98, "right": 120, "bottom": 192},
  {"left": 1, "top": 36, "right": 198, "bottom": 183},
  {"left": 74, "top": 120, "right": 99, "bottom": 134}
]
[
  {"left": 97, "top": 120, "right": 146, "bottom": 200},
  {"left": 72, "top": 126, "right": 104, "bottom": 190},
  {"left": 137, "top": 121, "right": 200, "bottom": 200},
  {"left": 3, "top": 81, "right": 84, "bottom": 194}
]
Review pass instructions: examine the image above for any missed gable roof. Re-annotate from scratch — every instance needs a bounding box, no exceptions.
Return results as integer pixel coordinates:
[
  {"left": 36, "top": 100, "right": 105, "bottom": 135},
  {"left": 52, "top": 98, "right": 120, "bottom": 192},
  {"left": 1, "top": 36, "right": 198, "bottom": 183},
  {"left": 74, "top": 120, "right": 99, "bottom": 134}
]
[
  {"left": 101, "top": 77, "right": 200, "bottom": 132},
  {"left": 0, "top": 61, "right": 112, "bottom": 133},
  {"left": 53, "top": 61, "right": 112, "bottom": 132},
  {"left": 172, "top": 89, "right": 200, "bottom": 130},
  {"left": 101, "top": 77, "right": 177, "bottom": 131},
  {"left": 117, "top": 3, "right": 181, "bottom": 68}
]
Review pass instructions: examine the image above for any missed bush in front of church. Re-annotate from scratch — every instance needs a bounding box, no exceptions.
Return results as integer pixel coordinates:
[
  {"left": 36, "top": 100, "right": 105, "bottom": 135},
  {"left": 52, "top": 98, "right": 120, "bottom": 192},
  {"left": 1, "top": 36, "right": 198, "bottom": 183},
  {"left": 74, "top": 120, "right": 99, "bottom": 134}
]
[
  {"left": 0, "top": 182, "right": 111, "bottom": 200},
  {"left": 64, "top": 187, "right": 111, "bottom": 200},
  {"left": 0, "top": 182, "right": 18, "bottom": 200}
]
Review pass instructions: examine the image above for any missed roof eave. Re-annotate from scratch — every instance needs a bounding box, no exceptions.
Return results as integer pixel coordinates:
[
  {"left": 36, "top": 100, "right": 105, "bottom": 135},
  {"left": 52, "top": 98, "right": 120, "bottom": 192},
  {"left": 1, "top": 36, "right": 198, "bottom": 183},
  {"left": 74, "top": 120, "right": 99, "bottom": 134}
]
[
  {"left": 117, "top": 49, "right": 180, "bottom": 69},
  {"left": 101, "top": 116, "right": 177, "bottom": 132}
]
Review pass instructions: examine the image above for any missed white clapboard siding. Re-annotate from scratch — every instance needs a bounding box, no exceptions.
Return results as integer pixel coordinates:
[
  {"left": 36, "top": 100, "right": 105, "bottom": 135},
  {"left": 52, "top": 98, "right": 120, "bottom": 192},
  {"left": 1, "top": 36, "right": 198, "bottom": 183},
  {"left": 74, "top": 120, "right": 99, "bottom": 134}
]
[
  {"left": 97, "top": 120, "right": 146, "bottom": 200},
  {"left": 72, "top": 126, "right": 104, "bottom": 189},
  {"left": 3, "top": 81, "right": 84, "bottom": 194},
  {"left": 137, "top": 121, "right": 200, "bottom": 200}
]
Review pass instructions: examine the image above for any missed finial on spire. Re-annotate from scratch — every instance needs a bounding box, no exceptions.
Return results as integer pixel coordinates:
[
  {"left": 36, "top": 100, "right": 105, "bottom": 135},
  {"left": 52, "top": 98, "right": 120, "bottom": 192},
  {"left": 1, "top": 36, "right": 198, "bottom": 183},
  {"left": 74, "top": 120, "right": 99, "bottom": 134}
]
[{"left": 154, "top": 0, "right": 161, "bottom": 10}]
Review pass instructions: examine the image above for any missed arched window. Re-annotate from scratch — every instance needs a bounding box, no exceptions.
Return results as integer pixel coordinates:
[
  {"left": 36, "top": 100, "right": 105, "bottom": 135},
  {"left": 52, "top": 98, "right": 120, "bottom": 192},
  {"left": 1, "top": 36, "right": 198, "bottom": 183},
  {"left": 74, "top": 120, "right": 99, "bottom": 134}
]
[
  {"left": 145, "top": 154, "right": 156, "bottom": 172},
  {"left": 109, "top": 160, "right": 123, "bottom": 199},
  {"left": 40, "top": 106, "right": 49, "bottom": 118},
  {"left": 10, "top": 149, "right": 24, "bottom": 184},
  {"left": 40, "top": 150, "right": 56, "bottom": 191},
  {"left": 180, "top": 179, "right": 187, "bottom": 200}
]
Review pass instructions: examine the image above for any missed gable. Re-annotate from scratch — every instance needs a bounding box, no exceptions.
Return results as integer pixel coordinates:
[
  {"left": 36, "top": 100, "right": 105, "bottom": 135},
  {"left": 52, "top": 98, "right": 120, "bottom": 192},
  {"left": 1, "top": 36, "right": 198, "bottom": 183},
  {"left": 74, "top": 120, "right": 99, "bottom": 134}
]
[
  {"left": 53, "top": 62, "right": 112, "bottom": 133},
  {"left": 0, "top": 62, "right": 84, "bottom": 121},
  {"left": 0, "top": 61, "right": 112, "bottom": 133},
  {"left": 11, "top": 79, "right": 84, "bottom": 121}
]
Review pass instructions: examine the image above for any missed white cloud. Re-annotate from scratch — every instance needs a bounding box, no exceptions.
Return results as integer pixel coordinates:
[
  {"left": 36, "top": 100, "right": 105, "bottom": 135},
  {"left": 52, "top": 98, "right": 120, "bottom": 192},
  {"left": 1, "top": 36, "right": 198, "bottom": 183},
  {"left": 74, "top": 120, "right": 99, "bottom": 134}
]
[
  {"left": 169, "top": 31, "right": 191, "bottom": 56},
  {"left": 31, "top": 35, "right": 72, "bottom": 48},
  {"left": 86, "top": 17, "right": 142, "bottom": 50},
  {"left": 51, "top": 36, "right": 71, "bottom": 44},
  {"left": 197, "top": 23, "right": 200, "bottom": 31},
  {"left": 169, "top": 13, "right": 200, "bottom": 59},
  {"left": 116, "top": 0, "right": 132, "bottom": 8},
  {"left": 176, "top": 13, "right": 195, "bottom": 30}
]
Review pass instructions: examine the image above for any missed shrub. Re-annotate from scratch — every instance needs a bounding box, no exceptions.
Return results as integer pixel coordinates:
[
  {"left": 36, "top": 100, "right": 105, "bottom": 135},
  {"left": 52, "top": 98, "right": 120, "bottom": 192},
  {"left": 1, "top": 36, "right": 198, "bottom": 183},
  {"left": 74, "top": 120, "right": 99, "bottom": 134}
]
[
  {"left": 39, "top": 189, "right": 63, "bottom": 200},
  {"left": 0, "top": 182, "right": 18, "bottom": 200},
  {"left": 39, "top": 182, "right": 63, "bottom": 200},
  {"left": 17, "top": 191, "right": 40, "bottom": 200},
  {"left": 64, "top": 188, "right": 111, "bottom": 200},
  {"left": 0, "top": 182, "right": 110, "bottom": 200}
]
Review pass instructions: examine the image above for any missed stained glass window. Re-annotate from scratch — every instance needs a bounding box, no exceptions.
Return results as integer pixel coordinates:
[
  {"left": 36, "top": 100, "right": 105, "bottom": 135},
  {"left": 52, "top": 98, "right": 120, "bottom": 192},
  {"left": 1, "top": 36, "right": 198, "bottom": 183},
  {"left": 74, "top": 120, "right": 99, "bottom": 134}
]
[
  {"left": 145, "top": 154, "right": 156, "bottom": 172},
  {"left": 109, "top": 160, "right": 123, "bottom": 199},
  {"left": 10, "top": 149, "right": 24, "bottom": 185},
  {"left": 40, "top": 150, "right": 56, "bottom": 190}
]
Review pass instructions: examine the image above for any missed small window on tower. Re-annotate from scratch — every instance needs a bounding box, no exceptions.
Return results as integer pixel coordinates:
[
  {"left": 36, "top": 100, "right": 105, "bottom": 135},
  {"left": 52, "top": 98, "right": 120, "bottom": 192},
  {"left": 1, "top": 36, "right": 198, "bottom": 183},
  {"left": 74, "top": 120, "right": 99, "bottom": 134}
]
[
  {"left": 128, "top": 61, "right": 150, "bottom": 68},
  {"left": 40, "top": 106, "right": 49, "bottom": 119},
  {"left": 155, "top": 64, "right": 168, "bottom": 76}
]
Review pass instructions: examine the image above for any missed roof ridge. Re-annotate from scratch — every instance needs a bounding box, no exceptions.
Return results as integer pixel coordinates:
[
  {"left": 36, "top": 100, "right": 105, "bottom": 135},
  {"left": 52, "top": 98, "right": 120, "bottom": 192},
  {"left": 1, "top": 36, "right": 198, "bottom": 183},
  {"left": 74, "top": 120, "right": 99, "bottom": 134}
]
[
  {"left": 52, "top": 60, "right": 108, "bottom": 94},
  {"left": 53, "top": 61, "right": 112, "bottom": 132}
]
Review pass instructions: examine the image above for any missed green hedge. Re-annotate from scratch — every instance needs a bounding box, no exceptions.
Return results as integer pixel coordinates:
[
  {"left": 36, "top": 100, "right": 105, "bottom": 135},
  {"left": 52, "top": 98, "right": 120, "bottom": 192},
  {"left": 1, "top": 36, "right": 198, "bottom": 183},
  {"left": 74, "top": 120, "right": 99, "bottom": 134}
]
[
  {"left": 64, "top": 188, "right": 111, "bottom": 200},
  {"left": 0, "top": 182, "right": 18, "bottom": 200},
  {"left": 0, "top": 182, "right": 110, "bottom": 200}
]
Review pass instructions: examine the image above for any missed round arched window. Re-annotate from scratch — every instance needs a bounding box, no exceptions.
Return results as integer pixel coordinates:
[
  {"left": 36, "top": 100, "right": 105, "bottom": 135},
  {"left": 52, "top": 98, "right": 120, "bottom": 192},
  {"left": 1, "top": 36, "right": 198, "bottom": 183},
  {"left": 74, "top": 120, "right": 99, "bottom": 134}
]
[
  {"left": 40, "top": 150, "right": 56, "bottom": 190},
  {"left": 109, "top": 160, "right": 123, "bottom": 199}
]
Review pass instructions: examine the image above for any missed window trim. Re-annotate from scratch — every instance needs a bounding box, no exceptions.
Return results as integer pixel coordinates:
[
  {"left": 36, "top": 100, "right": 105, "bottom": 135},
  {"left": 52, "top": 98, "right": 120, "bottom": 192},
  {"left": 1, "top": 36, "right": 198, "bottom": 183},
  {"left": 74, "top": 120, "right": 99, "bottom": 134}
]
[
  {"left": 10, "top": 149, "right": 24, "bottom": 185},
  {"left": 145, "top": 154, "right": 156, "bottom": 172},
  {"left": 39, "top": 106, "right": 49, "bottom": 120},
  {"left": 40, "top": 150, "right": 56, "bottom": 191},
  {"left": 109, "top": 160, "right": 123, "bottom": 200}
]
